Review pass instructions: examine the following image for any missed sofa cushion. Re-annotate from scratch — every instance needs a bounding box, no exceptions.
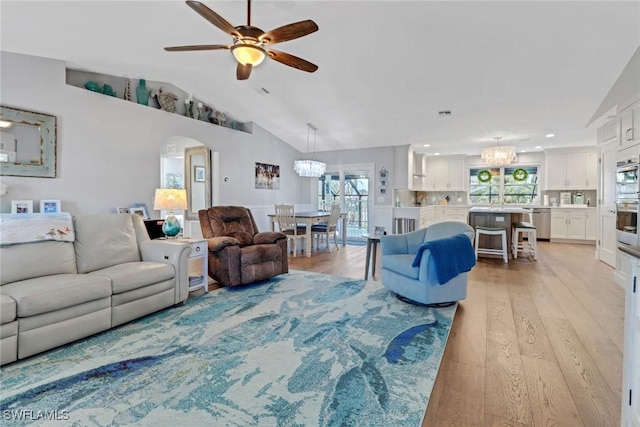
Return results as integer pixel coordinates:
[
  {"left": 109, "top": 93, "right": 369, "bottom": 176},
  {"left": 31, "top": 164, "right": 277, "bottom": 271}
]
[
  {"left": 0, "top": 241, "right": 77, "bottom": 285},
  {"left": 74, "top": 214, "right": 141, "bottom": 273},
  {"left": 0, "top": 295, "right": 16, "bottom": 324},
  {"left": 382, "top": 254, "right": 420, "bottom": 280},
  {"left": 90, "top": 261, "right": 174, "bottom": 294},
  {"left": 1, "top": 274, "right": 112, "bottom": 317}
]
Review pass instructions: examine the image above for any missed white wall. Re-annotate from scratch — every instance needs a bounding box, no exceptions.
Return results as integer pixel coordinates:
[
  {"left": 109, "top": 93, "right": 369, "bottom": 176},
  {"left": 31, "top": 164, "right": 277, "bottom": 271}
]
[
  {"left": 313, "top": 145, "right": 396, "bottom": 206},
  {"left": 0, "top": 52, "right": 308, "bottom": 231}
]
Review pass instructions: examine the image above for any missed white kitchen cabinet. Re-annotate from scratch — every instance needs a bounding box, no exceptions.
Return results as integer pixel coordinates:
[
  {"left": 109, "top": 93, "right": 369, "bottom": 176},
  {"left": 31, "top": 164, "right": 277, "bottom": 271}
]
[
  {"left": 550, "top": 208, "right": 586, "bottom": 240},
  {"left": 621, "top": 249, "right": 640, "bottom": 427},
  {"left": 420, "top": 206, "right": 435, "bottom": 228},
  {"left": 585, "top": 152, "right": 598, "bottom": 189},
  {"left": 393, "top": 145, "right": 411, "bottom": 189},
  {"left": 424, "top": 156, "right": 465, "bottom": 191},
  {"left": 546, "top": 150, "right": 598, "bottom": 190},
  {"left": 410, "top": 153, "right": 426, "bottom": 190},
  {"left": 433, "top": 206, "right": 469, "bottom": 224},
  {"left": 620, "top": 103, "right": 640, "bottom": 151},
  {"left": 585, "top": 208, "right": 597, "bottom": 241},
  {"left": 445, "top": 206, "right": 469, "bottom": 223}
]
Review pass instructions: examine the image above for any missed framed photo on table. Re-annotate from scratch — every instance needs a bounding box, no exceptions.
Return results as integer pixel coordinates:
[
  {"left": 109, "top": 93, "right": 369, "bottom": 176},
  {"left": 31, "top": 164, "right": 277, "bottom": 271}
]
[
  {"left": 130, "top": 206, "right": 148, "bottom": 219},
  {"left": 116, "top": 207, "right": 130, "bottom": 214},
  {"left": 40, "top": 199, "right": 61, "bottom": 213},
  {"left": 11, "top": 200, "right": 33, "bottom": 214}
]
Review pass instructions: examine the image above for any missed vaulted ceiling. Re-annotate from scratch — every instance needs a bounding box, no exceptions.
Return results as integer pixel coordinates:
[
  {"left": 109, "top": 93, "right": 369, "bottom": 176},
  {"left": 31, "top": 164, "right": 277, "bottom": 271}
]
[{"left": 2, "top": 1, "right": 639, "bottom": 156}]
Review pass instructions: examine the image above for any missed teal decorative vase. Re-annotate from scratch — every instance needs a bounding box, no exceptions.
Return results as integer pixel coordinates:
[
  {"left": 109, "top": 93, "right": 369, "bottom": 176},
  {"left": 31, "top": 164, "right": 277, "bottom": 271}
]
[
  {"left": 136, "top": 79, "right": 149, "bottom": 106},
  {"left": 162, "top": 212, "right": 181, "bottom": 238}
]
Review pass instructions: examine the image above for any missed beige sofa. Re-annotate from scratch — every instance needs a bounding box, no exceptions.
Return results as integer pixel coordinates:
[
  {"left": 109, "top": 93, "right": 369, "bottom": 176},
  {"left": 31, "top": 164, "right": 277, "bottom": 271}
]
[{"left": 0, "top": 213, "right": 191, "bottom": 365}]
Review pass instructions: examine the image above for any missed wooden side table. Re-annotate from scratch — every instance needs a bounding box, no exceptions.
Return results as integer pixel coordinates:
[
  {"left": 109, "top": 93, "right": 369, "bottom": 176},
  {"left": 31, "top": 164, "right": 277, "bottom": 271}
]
[
  {"left": 176, "top": 238, "right": 208, "bottom": 293},
  {"left": 363, "top": 233, "right": 384, "bottom": 280}
]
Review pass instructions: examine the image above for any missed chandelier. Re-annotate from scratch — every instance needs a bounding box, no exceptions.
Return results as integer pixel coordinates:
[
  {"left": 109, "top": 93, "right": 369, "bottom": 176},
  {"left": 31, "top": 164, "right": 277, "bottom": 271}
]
[
  {"left": 294, "top": 123, "right": 326, "bottom": 178},
  {"left": 481, "top": 137, "right": 517, "bottom": 165}
]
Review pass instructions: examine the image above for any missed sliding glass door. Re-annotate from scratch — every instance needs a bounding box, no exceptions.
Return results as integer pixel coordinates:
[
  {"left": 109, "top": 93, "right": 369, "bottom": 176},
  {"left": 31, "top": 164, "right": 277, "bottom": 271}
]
[{"left": 318, "top": 168, "right": 370, "bottom": 241}]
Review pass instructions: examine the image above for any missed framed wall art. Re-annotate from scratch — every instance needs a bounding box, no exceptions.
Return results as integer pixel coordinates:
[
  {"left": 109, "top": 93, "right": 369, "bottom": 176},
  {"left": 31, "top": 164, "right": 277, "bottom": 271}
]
[
  {"left": 194, "top": 166, "right": 206, "bottom": 183},
  {"left": 255, "top": 162, "right": 280, "bottom": 190},
  {"left": 0, "top": 106, "right": 57, "bottom": 178}
]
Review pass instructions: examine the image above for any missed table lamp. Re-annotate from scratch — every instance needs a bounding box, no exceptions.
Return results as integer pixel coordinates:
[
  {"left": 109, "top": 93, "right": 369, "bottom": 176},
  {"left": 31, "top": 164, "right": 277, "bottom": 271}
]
[{"left": 153, "top": 188, "right": 187, "bottom": 238}]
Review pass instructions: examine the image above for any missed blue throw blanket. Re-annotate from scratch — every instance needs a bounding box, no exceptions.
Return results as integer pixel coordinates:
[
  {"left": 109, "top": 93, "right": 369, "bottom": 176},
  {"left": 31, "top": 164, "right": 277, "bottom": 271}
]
[{"left": 412, "top": 234, "right": 476, "bottom": 285}]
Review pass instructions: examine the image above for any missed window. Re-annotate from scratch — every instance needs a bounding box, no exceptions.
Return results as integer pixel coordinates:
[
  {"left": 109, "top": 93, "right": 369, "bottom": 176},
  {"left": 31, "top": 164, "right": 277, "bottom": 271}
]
[
  {"left": 469, "top": 166, "right": 538, "bottom": 205},
  {"left": 469, "top": 168, "right": 501, "bottom": 204},
  {"left": 504, "top": 166, "right": 538, "bottom": 204}
]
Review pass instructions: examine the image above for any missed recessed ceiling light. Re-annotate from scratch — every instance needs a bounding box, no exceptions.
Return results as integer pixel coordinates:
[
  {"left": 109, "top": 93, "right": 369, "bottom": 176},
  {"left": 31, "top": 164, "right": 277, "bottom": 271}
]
[
  {"left": 521, "top": 150, "right": 527, "bottom": 153},
  {"left": 423, "top": 144, "right": 430, "bottom": 147},
  {"left": 434, "top": 152, "right": 441, "bottom": 156},
  {"left": 534, "top": 145, "right": 542, "bottom": 149},
  {"left": 0, "top": 120, "right": 12, "bottom": 128},
  {"left": 545, "top": 133, "right": 555, "bottom": 138}
]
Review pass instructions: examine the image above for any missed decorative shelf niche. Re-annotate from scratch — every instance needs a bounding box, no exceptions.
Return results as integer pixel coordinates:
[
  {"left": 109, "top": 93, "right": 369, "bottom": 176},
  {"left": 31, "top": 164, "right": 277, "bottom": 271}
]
[{"left": 65, "top": 68, "right": 251, "bottom": 134}]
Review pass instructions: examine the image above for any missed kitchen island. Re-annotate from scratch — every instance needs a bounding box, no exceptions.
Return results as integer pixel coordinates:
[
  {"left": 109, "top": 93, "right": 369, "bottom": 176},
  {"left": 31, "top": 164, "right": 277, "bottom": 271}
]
[{"left": 468, "top": 207, "right": 531, "bottom": 258}]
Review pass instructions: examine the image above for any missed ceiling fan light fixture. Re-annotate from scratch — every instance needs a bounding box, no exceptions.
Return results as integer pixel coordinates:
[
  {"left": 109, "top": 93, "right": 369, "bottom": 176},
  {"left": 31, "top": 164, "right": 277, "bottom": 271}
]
[{"left": 231, "top": 43, "right": 266, "bottom": 66}]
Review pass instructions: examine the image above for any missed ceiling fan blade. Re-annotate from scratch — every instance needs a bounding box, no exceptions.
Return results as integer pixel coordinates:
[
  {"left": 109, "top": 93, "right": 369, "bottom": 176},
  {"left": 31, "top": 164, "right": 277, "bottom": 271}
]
[
  {"left": 164, "top": 44, "right": 230, "bottom": 52},
  {"left": 237, "top": 63, "right": 253, "bottom": 80},
  {"left": 267, "top": 49, "right": 318, "bottom": 73},
  {"left": 186, "top": 1, "right": 242, "bottom": 38},
  {"left": 260, "top": 20, "right": 319, "bottom": 45}
]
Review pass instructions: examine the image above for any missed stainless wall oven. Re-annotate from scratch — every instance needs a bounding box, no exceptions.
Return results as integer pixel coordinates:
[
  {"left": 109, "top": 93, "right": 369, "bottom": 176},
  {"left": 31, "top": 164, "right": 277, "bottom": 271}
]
[
  {"left": 616, "top": 200, "right": 639, "bottom": 246},
  {"left": 617, "top": 156, "right": 640, "bottom": 246}
]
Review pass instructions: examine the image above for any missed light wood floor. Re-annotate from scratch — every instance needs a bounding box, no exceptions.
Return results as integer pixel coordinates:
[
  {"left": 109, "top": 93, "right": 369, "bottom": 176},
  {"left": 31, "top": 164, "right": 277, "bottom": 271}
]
[{"left": 286, "top": 241, "right": 625, "bottom": 427}]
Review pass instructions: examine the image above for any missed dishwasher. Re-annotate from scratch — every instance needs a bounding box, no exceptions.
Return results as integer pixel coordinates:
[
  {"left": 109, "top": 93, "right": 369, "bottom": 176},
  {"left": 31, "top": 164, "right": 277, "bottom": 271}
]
[{"left": 531, "top": 208, "right": 551, "bottom": 240}]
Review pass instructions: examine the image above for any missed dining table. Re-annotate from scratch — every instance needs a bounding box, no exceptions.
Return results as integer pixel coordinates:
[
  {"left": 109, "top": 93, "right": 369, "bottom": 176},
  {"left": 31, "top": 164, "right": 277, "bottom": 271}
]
[{"left": 268, "top": 210, "right": 347, "bottom": 257}]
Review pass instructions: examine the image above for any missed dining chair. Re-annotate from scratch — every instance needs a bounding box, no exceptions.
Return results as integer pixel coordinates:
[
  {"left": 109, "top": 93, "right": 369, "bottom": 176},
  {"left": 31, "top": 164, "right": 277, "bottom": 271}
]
[
  {"left": 274, "top": 204, "right": 307, "bottom": 257},
  {"left": 311, "top": 204, "right": 341, "bottom": 252}
]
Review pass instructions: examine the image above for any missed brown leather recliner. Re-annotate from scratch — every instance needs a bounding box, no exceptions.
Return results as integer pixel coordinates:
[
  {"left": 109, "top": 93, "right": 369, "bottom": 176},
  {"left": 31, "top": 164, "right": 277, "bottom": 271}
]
[{"left": 198, "top": 206, "right": 289, "bottom": 286}]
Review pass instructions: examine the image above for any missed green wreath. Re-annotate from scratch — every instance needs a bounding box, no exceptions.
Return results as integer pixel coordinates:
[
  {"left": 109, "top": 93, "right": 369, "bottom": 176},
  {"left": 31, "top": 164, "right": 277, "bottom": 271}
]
[
  {"left": 512, "top": 168, "right": 529, "bottom": 182},
  {"left": 477, "top": 170, "right": 492, "bottom": 183}
]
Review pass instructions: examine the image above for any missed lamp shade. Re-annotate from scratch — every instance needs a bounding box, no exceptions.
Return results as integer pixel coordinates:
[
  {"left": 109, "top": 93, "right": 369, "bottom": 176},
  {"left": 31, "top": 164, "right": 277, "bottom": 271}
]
[
  {"left": 153, "top": 189, "right": 187, "bottom": 211},
  {"left": 231, "top": 44, "right": 266, "bottom": 66},
  {"left": 481, "top": 146, "right": 517, "bottom": 165}
]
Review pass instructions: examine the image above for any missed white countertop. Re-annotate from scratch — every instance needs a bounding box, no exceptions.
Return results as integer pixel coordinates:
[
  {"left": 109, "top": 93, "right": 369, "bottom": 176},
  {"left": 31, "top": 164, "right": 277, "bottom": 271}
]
[
  {"left": 394, "top": 204, "right": 595, "bottom": 209},
  {"left": 469, "top": 207, "right": 531, "bottom": 213}
]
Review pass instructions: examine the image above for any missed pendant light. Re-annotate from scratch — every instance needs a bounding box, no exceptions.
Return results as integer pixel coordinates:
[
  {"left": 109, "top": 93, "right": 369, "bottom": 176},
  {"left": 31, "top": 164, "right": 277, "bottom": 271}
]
[
  {"left": 294, "top": 123, "right": 326, "bottom": 177},
  {"left": 481, "top": 137, "right": 517, "bottom": 165}
]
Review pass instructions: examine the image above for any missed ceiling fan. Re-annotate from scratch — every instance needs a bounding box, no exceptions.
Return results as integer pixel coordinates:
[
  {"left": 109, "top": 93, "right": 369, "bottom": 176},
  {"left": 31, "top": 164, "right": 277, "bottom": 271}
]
[{"left": 164, "top": 0, "right": 319, "bottom": 80}]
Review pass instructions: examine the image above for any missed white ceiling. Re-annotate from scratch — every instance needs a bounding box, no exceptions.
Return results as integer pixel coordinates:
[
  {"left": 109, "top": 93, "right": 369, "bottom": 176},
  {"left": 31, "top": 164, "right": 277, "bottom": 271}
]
[{"left": 2, "top": 1, "right": 639, "bottom": 156}]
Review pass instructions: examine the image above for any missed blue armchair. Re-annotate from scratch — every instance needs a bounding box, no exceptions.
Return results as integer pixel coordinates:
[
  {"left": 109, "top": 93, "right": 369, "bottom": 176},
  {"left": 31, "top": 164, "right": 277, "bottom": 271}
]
[{"left": 380, "top": 221, "right": 475, "bottom": 305}]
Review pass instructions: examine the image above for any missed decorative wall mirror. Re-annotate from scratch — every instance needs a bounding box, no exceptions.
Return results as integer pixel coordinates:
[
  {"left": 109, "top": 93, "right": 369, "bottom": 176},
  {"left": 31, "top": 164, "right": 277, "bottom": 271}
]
[
  {"left": 0, "top": 106, "right": 57, "bottom": 178},
  {"left": 184, "top": 145, "right": 211, "bottom": 220}
]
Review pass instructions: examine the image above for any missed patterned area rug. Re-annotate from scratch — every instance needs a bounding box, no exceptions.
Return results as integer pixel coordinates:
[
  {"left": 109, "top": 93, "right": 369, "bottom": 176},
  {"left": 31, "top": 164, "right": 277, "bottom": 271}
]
[{"left": 0, "top": 271, "right": 456, "bottom": 426}]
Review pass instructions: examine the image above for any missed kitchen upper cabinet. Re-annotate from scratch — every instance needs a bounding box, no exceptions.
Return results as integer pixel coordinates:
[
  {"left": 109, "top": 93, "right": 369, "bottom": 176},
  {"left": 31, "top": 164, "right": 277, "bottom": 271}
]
[
  {"left": 410, "top": 153, "right": 426, "bottom": 190},
  {"left": 393, "top": 145, "right": 412, "bottom": 189},
  {"left": 620, "top": 102, "right": 640, "bottom": 151},
  {"left": 546, "top": 150, "right": 598, "bottom": 190},
  {"left": 424, "top": 156, "right": 465, "bottom": 191}
]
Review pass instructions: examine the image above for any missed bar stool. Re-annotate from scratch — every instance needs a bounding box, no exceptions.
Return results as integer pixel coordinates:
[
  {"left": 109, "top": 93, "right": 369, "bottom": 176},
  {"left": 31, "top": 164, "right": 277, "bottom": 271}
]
[
  {"left": 474, "top": 226, "right": 508, "bottom": 263},
  {"left": 512, "top": 210, "right": 537, "bottom": 260}
]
